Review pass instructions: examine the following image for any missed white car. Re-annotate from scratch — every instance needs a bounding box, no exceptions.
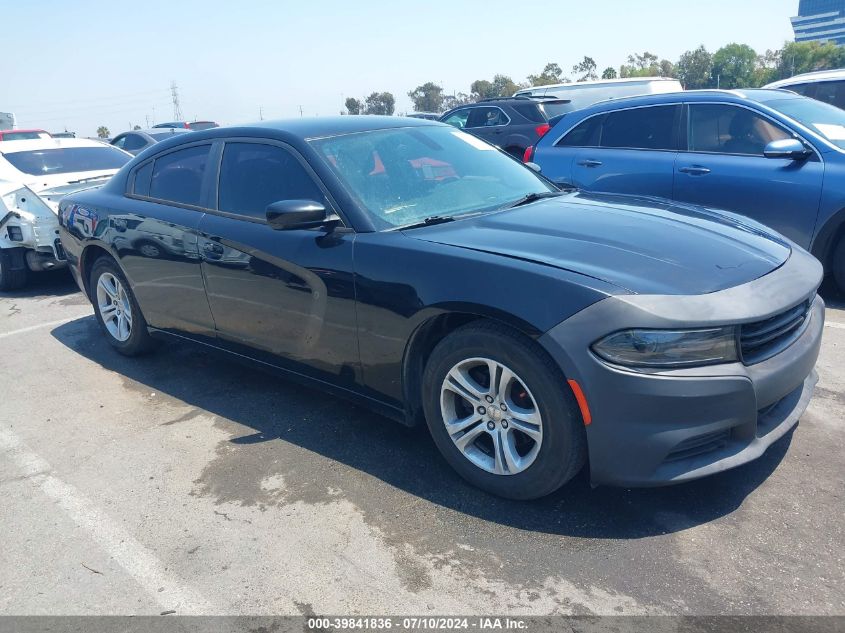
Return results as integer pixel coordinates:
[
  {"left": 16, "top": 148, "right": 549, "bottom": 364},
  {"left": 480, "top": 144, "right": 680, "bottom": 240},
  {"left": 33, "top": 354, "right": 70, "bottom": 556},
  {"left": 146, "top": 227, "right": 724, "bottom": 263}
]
[
  {"left": 0, "top": 138, "right": 132, "bottom": 289},
  {"left": 514, "top": 77, "right": 683, "bottom": 112},
  {"left": 764, "top": 69, "right": 845, "bottom": 110}
]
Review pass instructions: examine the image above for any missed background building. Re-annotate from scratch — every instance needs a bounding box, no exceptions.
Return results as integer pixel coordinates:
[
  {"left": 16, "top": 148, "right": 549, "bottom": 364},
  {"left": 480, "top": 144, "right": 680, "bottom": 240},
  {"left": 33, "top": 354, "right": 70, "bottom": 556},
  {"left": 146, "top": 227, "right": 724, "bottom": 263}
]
[{"left": 792, "top": 0, "right": 845, "bottom": 45}]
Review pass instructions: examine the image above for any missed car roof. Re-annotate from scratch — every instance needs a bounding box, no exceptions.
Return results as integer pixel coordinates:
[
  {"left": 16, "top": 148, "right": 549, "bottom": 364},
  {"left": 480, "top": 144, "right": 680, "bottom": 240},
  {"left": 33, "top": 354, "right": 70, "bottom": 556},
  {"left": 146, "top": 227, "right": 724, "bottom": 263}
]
[
  {"left": 117, "top": 128, "right": 191, "bottom": 136},
  {"left": 563, "top": 88, "right": 805, "bottom": 113},
  {"left": 765, "top": 68, "right": 845, "bottom": 88},
  {"left": 201, "top": 115, "right": 440, "bottom": 139},
  {"left": 0, "top": 137, "right": 113, "bottom": 154},
  {"left": 516, "top": 76, "right": 680, "bottom": 93}
]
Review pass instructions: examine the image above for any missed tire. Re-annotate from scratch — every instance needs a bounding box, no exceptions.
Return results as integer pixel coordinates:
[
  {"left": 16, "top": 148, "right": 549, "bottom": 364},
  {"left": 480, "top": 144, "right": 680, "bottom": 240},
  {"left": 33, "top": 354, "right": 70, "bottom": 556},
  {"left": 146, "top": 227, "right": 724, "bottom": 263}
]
[
  {"left": 89, "top": 256, "right": 155, "bottom": 356},
  {"left": 833, "top": 237, "right": 845, "bottom": 295},
  {"left": 134, "top": 239, "right": 164, "bottom": 259},
  {"left": 0, "top": 247, "right": 28, "bottom": 291},
  {"left": 422, "top": 321, "right": 587, "bottom": 500}
]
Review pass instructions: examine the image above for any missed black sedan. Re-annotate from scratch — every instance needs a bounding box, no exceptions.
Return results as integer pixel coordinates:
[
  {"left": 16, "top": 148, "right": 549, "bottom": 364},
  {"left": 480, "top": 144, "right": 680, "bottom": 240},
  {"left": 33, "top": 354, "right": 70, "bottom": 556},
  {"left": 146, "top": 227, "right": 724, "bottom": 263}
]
[{"left": 58, "top": 117, "right": 824, "bottom": 499}]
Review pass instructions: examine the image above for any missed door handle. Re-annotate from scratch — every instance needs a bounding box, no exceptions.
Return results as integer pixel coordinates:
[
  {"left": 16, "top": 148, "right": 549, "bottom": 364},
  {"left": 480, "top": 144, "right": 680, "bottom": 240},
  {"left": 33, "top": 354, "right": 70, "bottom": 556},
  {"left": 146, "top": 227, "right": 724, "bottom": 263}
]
[
  {"left": 577, "top": 159, "right": 603, "bottom": 167},
  {"left": 679, "top": 166, "right": 711, "bottom": 175}
]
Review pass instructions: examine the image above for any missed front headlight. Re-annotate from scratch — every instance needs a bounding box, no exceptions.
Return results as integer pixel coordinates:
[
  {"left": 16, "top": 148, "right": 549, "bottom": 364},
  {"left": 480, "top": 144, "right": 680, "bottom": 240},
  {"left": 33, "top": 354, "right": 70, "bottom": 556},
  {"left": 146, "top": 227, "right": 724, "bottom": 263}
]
[{"left": 592, "top": 327, "right": 738, "bottom": 369}]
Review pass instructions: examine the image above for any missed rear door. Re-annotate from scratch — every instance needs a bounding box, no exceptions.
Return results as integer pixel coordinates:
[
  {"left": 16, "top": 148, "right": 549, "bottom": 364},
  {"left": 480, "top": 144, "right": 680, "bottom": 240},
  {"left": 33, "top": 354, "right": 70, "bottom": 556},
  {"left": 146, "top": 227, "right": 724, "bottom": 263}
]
[
  {"left": 117, "top": 142, "right": 216, "bottom": 336},
  {"left": 197, "top": 139, "right": 359, "bottom": 382},
  {"left": 673, "top": 103, "right": 823, "bottom": 248},
  {"left": 465, "top": 106, "right": 510, "bottom": 147},
  {"left": 571, "top": 104, "right": 681, "bottom": 199}
]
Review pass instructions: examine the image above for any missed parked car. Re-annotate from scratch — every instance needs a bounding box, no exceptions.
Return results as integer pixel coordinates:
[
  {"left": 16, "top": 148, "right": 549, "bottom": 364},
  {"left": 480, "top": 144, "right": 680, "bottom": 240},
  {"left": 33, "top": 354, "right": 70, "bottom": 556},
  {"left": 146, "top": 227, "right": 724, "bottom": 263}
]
[
  {"left": 765, "top": 69, "right": 845, "bottom": 110},
  {"left": 407, "top": 112, "right": 441, "bottom": 120},
  {"left": 110, "top": 128, "right": 192, "bottom": 155},
  {"left": 0, "top": 138, "right": 132, "bottom": 289},
  {"left": 58, "top": 117, "right": 822, "bottom": 499},
  {"left": 514, "top": 77, "right": 683, "bottom": 110},
  {"left": 0, "top": 129, "right": 51, "bottom": 142},
  {"left": 530, "top": 88, "right": 845, "bottom": 292},
  {"left": 51, "top": 131, "right": 77, "bottom": 139},
  {"left": 440, "top": 97, "right": 571, "bottom": 158},
  {"left": 152, "top": 120, "right": 219, "bottom": 131}
]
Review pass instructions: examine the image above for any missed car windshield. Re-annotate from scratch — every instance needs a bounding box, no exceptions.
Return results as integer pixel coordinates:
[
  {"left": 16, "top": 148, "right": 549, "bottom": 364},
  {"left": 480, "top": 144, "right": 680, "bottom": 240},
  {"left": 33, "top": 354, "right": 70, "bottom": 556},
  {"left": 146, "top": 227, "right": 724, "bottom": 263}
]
[
  {"left": 309, "top": 126, "right": 553, "bottom": 229},
  {"left": 766, "top": 97, "right": 845, "bottom": 149},
  {"left": 3, "top": 146, "right": 131, "bottom": 175}
]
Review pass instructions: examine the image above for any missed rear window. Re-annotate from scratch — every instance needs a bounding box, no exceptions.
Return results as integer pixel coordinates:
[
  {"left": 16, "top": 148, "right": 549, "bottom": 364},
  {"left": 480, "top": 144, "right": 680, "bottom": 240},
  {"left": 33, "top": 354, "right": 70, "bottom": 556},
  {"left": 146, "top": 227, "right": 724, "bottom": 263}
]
[
  {"left": 3, "top": 146, "right": 131, "bottom": 175},
  {"left": 1, "top": 131, "right": 51, "bottom": 141},
  {"left": 538, "top": 101, "right": 574, "bottom": 119}
]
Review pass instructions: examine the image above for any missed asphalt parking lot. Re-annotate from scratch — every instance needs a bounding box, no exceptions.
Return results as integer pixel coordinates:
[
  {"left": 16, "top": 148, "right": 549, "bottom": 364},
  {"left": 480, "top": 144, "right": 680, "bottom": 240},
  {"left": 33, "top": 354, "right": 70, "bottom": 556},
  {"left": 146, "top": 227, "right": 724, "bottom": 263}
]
[{"left": 1, "top": 271, "right": 843, "bottom": 616}]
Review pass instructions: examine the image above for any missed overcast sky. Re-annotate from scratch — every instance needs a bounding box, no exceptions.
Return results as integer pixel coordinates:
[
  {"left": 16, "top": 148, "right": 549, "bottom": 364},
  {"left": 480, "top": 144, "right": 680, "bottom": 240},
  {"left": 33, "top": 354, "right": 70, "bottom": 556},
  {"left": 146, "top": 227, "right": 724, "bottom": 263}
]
[{"left": 5, "top": 0, "right": 798, "bottom": 136}]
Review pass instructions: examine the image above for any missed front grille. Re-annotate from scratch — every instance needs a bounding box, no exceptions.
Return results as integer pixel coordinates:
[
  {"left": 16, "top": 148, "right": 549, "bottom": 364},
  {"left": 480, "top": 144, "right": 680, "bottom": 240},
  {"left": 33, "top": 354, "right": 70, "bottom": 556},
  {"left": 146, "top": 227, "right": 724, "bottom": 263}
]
[
  {"left": 740, "top": 300, "right": 811, "bottom": 364},
  {"left": 665, "top": 429, "right": 731, "bottom": 463}
]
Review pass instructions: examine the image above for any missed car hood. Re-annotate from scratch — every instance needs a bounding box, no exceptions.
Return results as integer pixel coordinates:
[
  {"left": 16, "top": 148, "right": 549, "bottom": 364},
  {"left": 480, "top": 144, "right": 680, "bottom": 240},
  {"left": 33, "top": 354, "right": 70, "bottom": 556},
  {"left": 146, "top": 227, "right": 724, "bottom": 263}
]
[{"left": 403, "top": 192, "right": 792, "bottom": 295}]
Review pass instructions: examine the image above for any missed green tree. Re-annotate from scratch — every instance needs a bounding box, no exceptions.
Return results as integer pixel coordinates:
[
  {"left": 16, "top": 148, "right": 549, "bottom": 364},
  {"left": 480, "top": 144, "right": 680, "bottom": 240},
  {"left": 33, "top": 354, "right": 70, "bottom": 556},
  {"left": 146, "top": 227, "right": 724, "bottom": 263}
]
[
  {"left": 572, "top": 56, "right": 598, "bottom": 82},
  {"left": 345, "top": 97, "right": 362, "bottom": 115},
  {"left": 471, "top": 75, "right": 522, "bottom": 100},
  {"left": 601, "top": 67, "right": 617, "bottom": 80},
  {"left": 442, "top": 92, "right": 473, "bottom": 110},
  {"left": 773, "top": 41, "right": 845, "bottom": 81},
  {"left": 364, "top": 92, "right": 395, "bottom": 115},
  {"left": 659, "top": 59, "right": 676, "bottom": 78},
  {"left": 527, "top": 62, "right": 565, "bottom": 86},
  {"left": 96, "top": 126, "right": 110, "bottom": 138},
  {"left": 620, "top": 51, "right": 659, "bottom": 77},
  {"left": 408, "top": 82, "right": 444, "bottom": 113},
  {"left": 676, "top": 45, "right": 713, "bottom": 89},
  {"left": 711, "top": 43, "right": 758, "bottom": 89}
]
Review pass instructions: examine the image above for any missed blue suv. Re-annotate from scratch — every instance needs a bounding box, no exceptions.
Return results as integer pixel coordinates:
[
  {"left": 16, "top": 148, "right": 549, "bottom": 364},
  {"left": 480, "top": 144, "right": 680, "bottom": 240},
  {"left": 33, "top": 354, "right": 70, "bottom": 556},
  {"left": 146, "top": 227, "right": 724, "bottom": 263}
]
[{"left": 531, "top": 89, "right": 845, "bottom": 291}]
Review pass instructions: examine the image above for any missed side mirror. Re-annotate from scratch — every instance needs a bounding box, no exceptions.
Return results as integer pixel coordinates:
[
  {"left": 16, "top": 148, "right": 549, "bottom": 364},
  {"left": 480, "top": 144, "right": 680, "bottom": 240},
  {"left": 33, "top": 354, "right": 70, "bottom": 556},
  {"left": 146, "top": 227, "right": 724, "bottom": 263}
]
[
  {"left": 764, "top": 139, "right": 811, "bottom": 161},
  {"left": 266, "top": 199, "right": 328, "bottom": 230},
  {"left": 525, "top": 162, "right": 542, "bottom": 173}
]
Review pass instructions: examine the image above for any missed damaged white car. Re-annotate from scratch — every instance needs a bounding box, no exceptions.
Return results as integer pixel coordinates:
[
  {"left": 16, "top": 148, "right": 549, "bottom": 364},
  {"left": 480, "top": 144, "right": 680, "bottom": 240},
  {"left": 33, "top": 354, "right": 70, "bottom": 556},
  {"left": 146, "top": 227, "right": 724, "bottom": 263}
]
[{"left": 0, "top": 138, "right": 132, "bottom": 289}]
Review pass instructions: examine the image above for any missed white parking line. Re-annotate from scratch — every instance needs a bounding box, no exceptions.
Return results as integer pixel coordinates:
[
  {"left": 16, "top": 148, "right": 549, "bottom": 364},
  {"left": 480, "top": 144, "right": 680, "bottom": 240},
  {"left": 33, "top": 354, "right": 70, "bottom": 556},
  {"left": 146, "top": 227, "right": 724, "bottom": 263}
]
[
  {"left": 0, "top": 315, "right": 92, "bottom": 340},
  {"left": 826, "top": 321, "right": 845, "bottom": 330},
  {"left": 0, "top": 426, "right": 216, "bottom": 614}
]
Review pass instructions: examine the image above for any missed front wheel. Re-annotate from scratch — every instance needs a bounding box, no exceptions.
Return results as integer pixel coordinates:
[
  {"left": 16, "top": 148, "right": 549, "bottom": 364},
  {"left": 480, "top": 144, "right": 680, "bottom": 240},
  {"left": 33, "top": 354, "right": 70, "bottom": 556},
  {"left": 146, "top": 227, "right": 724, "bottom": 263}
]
[
  {"left": 422, "top": 321, "right": 587, "bottom": 500},
  {"left": 89, "top": 256, "right": 154, "bottom": 355}
]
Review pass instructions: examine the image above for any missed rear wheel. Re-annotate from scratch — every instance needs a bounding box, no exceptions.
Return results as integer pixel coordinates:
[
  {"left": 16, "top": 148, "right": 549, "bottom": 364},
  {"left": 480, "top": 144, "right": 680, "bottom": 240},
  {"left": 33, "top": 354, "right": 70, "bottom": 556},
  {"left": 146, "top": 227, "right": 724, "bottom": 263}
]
[
  {"left": 833, "top": 237, "right": 845, "bottom": 294},
  {"left": 422, "top": 321, "right": 587, "bottom": 500},
  {"left": 0, "top": 247, "right": 28, "bottom": 291},
  {"left": 89, "top": 256, "right": 154, "bottom": 355}
]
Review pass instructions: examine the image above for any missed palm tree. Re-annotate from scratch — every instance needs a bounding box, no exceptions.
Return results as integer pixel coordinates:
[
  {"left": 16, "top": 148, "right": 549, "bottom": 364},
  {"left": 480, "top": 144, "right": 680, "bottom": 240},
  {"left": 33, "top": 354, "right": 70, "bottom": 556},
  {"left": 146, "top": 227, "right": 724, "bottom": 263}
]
[{"left": 96, "top": 126, "right": 110, "bottom": 139}]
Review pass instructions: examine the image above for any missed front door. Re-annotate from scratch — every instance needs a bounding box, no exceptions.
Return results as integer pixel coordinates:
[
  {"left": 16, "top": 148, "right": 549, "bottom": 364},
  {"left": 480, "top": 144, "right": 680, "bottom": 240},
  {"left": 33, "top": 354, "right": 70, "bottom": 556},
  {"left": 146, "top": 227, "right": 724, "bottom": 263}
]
[
  {"left": 673, "top": 103, "right": 824, "bottom": 249},
  {"left": 197, "top": 140, "right": 359, "bottom": 383}
]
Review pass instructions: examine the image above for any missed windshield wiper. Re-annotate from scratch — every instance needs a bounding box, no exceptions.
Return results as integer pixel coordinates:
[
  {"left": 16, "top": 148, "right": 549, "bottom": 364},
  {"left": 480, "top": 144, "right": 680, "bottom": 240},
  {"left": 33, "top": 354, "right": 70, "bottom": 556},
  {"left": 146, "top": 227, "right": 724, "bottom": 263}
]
[
  {"left": 397, "top": 215, "right": 456, "bottom": 230},
  {"left": 504, "top": 191, "right": 564, "bottom": 209}
]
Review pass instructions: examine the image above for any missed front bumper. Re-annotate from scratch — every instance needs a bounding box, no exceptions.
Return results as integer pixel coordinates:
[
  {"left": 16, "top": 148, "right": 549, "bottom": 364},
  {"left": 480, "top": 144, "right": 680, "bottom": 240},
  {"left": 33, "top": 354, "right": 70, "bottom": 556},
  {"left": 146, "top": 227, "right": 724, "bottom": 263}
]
[{"left": 540, "top": 248, "right": 824, "bottom": 487}]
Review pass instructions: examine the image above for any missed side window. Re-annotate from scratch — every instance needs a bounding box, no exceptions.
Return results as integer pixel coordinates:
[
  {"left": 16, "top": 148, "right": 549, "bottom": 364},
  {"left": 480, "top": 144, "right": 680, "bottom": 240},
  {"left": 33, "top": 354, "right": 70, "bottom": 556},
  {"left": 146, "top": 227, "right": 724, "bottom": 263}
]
[
  {"left": 148, "top": 144, "right": 211, "bottom": 206},
  {"left": 112, "top": 135, "right": 126, "bottom": 149},
  {"left": 122, "top": 134, "right": 147, "bottom": 151},
  {"left": 442, "top": 109, "right": 470, "bottom": 129},
  {"left": 786, "top": 82, "right": 816, "bottom": 98},
  {"left": 132, "top": 161, "right": 153, "bottom": 196},
  {"left": 810, "top": 81, "right": 845, "bottom": 109},
  {"left": 218, "top": 142, "right": 326, "bottom": 220},
  {"left": 557, "top": 115, "right": 604, "bottom": 147},
  {"left": 468, "top": 107, "right": 508, "bottom": 128},
  {"left": 689, "top": 105, "right": 791, "bottom": 156},
  {"left": 513, "top": 103, "right": 545, "bottom": 123},
  {"left": 600, "top": 106, "right": 678, "bottom": 150}
]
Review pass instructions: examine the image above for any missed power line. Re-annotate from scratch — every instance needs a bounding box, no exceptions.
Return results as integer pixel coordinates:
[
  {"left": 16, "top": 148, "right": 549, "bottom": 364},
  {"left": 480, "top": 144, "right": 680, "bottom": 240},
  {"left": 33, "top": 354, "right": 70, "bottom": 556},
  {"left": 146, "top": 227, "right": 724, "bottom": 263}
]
[{"left": 6, "top": 88, "right": 171, "bottom": 112}]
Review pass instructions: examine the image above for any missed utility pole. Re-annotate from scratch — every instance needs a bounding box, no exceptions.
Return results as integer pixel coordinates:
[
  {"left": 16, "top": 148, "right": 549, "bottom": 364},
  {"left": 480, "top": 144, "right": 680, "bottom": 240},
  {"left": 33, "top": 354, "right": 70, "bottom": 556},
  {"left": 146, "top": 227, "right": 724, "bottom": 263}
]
[
  {"left": 259, "top": 106, "right": 264, "bottom": 120},
  {"left": 298, "top": 105, "right": 304, "bottom": 117},
  {"left": 171, "top": 81, "right": 183, "bottom": 121}
]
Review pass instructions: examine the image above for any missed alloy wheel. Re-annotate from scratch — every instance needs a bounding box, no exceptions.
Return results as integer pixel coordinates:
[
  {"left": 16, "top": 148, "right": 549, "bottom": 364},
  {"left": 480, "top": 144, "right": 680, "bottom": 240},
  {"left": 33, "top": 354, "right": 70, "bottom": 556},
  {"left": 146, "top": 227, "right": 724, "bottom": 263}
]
[
  {"left": 440, "top": 357, "right": 543, "bottom": 475},
  {"left": 96, "top": 272, "right": 133, "bottom": 342}
]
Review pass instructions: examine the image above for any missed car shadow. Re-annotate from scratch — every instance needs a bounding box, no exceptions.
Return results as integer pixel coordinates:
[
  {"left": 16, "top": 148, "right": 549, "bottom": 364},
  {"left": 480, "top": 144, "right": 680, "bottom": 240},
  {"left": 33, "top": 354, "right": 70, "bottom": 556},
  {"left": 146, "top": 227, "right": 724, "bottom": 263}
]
[
  {"left": 0, "top": 269, "right": 78, "bottom": 299},
  {"left": 819, "top": 276, "right": 844, "bottom": 310},
  {"left": 52, "top": 316, "right": 796, "bottom": 540}
]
